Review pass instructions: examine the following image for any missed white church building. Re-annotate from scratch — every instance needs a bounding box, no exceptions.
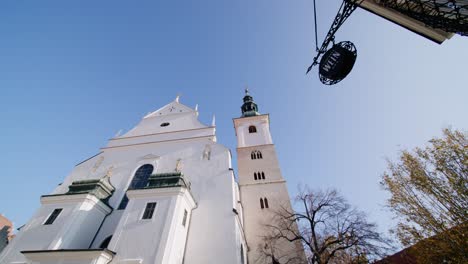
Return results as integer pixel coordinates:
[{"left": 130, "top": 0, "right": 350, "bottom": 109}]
[{"left": 0, "top": 91, "right": 304, "bottom": 264}]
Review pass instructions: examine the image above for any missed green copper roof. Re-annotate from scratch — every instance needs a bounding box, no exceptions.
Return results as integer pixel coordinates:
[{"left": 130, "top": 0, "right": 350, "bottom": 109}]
[
  {"left": 121, "top": 171, "right": 191, "bottom": 191},
  {"left": 241, "top": 89, "right": 260, "bottom": 117},
  {"left": 144, "top": 172, "right": 190, "bottom": 189},
  {"left": 66, "top": 177, "right": 115, "bottom": 202}
]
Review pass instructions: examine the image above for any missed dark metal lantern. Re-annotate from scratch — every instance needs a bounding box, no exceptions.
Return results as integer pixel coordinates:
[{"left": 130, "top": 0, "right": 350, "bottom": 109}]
[{"left": 319, "top": 41, "right": 357, "bottom": 85}]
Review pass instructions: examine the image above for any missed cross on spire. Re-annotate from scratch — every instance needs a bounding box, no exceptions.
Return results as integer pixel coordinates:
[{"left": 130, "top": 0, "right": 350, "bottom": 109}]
[{"left": 240, "top": 88, "right": 259, "bottom": 117}]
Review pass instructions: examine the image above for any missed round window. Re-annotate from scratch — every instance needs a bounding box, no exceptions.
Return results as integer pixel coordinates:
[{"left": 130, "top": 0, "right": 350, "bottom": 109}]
[{"left": 160, "top": 122, "right": 170, "bottom": 127}]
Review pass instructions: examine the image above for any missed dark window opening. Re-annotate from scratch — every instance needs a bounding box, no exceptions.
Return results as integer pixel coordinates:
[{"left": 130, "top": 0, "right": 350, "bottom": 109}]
[
  {"left": 142, "top": 202, "right": 157, "bottom": 219},
  {"left": 118, "top": 195, "right": 129, "bottom": 210},
  {"left": 44, "top": 208, "right": 62, "bottom": 225},
  {"left": 129, "top": 164, "right": 154, "bottom": 189},
  {"left": 118, "top": 164, "right": 154, "bottom": 210},
  {"left": 160, "top": 122, "right": 170, "bottom": 127},
  {"left": 261, "top": 172, "right": 265, "bottom": 179},
  {"left": 251, "top": 150, "right": 262, "bottom": 160},
  {"left": 99, "top": 235, "right": 113, "bottom": 248},
  {"left": 260, "top": 198, "right": 264, "bottom": 209},
  {"left": 264, "top": 198, "right": 269, "bottom": 208},
  {"left": 254, "top": 172, "right": 258, "bottom": 180},
  {"left": 248, "top": 126, "right": 257, "bottom": 133},
  {"left": 182, "top": 209, "right": 188, "bottom": 227}
]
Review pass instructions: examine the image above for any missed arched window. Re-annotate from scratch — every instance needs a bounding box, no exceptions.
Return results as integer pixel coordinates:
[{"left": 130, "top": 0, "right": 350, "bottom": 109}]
[
  {"left": 260, "top": 198, "right": 264, "bottom": 209},
  {"left": 254, "top": 172, "right": 258, "bottom": 180},
  {"left": 264, "top": 198, "right": 269, "bottom": 208},
  {"left": 261, "top": 172, "right": 265, "bottom": 180},
  {"left": 99, "top": 235, "right": 113, "bottom": 249},
  {"left": 251, "top": 150, "right": 262, "bottom": 160},
  {"left": 129, "top": 164, "right": 154, "bottom": 189},
  {"left": 118, "top": 164, "right": 154, "bottom": 210},
  {"left": 248, "top": 126, "right": 257, "bottom": 133}
]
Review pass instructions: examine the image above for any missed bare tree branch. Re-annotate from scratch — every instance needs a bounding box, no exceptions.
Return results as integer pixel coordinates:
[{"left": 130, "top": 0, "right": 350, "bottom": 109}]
[{"left": 261, "top": 188, "right": 393, "bottom": 264}]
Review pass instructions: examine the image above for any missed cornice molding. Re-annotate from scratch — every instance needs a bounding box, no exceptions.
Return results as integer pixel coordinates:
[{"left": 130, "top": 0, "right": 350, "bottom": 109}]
[
  {"left": 40, "top": 193, "right": 112, "bottom": 214},
  {"left": 110, "top": 126, "right": 215, "bottom": 141},
  {"left": 101, "top": 135, "right": 216, "bottom": 150},
  {"left": 21, "top": 249, "right": 114, "bottom": 263},
  {"left": 236, "top": 144, "right": 275, "bottom": 150},
  {"left": 127, "top": 187, "right": 196, "bottom": 207},
  {"left": 233, "top": 114, "right": 270, "bottom": 122},
  {"left": 239, "top": 179, "right": 287, "bottom": 187}
]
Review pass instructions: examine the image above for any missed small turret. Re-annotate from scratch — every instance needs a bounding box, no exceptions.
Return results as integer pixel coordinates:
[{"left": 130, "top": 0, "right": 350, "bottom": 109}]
[{"left": 241, "top": 89, "right": 260, "bottom": 117}]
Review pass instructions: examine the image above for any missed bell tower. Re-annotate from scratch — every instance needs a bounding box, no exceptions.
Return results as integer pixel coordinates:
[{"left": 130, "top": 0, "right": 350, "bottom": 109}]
[{"left": 234, "top": 90, "right": 305, "bottom": 264}]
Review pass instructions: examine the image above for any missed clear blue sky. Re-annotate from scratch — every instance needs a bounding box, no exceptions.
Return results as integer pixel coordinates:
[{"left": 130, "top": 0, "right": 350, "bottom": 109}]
[{"left": 0, "top": 0, "right": 466, "bottom": 242}]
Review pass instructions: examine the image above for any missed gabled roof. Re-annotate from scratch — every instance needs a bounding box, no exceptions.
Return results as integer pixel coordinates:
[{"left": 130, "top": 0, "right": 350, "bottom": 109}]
[
  {"left": 143, "top": 97, "right": 196, "bottom": 119},
  {"left": 116, "top": 96, "right": 212, "bottom": 139}
]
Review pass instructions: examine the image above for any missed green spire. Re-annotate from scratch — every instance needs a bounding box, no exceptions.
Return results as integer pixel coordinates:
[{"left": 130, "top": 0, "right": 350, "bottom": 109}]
[{"left": 241, "top": 88, "right": 260, "bottom": 117}]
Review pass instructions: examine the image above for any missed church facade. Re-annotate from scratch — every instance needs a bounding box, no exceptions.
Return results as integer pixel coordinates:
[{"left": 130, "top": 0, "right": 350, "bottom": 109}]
[{"left": 0, "top": 92, "right": 303, "bottom": 264}]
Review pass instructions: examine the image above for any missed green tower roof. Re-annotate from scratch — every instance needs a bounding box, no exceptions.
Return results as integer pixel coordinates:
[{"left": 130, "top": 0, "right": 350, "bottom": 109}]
[{"left": 241, "top": 89, "right": 260, "bottom": 117}]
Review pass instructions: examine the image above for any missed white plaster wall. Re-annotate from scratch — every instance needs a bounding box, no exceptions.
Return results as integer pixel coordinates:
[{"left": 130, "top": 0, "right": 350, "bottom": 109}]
[
  {"left": 108, "top": 188, "right": 194, "bottom": 264},
  {"left": 90, "top": 211, "right": 123, "bottom": 249},
  {"left": 240, "top": 182, "right": 302, "bottom": 263},
  {"left": 57, "top": 199, "right": 110, "bottom": 249},
  {"left": 112, "top": 195, "right": 173, "bottom": 263},
  {"left": 0, "top": 195, "right": 110, "bottom": 264},
  {"left": 235, "top": 115, "right": 305, "bottom": 264},
  {"left": 74, "top": 137, "right": 243, "bottom": 264},
  {"left": 160, "top": 191, "right": 194, "bottom": 264},
  {"left": 237, "top": 145, "right": 284, "bottom": 186},
  {"left": 4, "top": 100, "right": 245, "bottom": 264},
  {"left": 234, "top": 115, "right": 272, "bottom": 148},
  {"left": 183, "top": 145, "right": 242, "bottom": 264},
  {"left": 106, "top": 127, "right": 215, "bottom": 149},
  {"left": 124, "top": 101, "right": 206, "bottom": 137}
]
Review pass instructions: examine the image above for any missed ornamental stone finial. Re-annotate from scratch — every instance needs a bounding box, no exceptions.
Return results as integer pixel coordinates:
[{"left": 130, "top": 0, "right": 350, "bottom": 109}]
[
  {"left": 175, "top": 158, "right": 183, "bottom": 172},
  {"left": 105, "top": 166, "right": 114, "bottom": 178}
]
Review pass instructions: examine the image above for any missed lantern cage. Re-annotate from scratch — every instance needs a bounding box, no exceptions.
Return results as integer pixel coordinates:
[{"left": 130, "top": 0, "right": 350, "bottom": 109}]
[{"left": 378, "top": 0, "right": 468, "bottom": 36}]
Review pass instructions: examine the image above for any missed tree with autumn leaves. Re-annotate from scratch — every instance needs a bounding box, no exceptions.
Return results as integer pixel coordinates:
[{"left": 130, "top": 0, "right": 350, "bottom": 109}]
[
  {"left": 381, "top": 128, "right": 467, "bottom": 263},
  {"left": 260, "top": 128, "right": 466, "bottom": 263}
]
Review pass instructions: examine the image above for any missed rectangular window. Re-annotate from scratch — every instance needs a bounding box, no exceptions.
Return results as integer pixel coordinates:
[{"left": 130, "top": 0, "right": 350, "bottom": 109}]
[
  {"left": 182, "top": 209, "right": 188, "bottom": 227},
  {"left": 44, "top": 208, "right": 62, "bottom": 225},
  {"left": 142, "top": 202, "right": 157, "bottom": 220}
]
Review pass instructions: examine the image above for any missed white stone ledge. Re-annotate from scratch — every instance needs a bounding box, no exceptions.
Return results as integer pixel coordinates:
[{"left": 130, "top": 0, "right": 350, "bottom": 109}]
[
  {"left": 239, "top": 179, "right": 286, "bottom": 187},
  {"left": 40, "top": 193, "right": 112, "bottom": 214}
]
